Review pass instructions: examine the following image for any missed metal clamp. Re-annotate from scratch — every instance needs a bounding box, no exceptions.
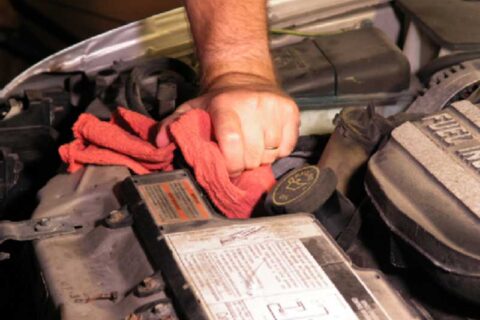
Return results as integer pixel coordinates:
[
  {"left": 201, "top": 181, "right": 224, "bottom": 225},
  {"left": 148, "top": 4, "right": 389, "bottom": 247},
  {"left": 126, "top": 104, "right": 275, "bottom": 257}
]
[{"left": 0, "top": 214, "right": 95, "bottom": 260}]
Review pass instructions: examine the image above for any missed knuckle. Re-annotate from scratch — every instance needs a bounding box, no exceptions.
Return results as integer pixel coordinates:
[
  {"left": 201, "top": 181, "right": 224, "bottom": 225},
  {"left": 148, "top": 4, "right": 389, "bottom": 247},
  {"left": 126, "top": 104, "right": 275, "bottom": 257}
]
[
  {"left": 211, "top": 93, "right": 228, "bottom": 105},
  {"left": 211, "top": 91, "right": 245, "bottom": 106},
  {"left": 209, "top": 94, "right": 234, "bottom": 112},
  {"left": 222, "top": 131, "right": 242, "bottom": 144},
  {"left": 207, "top": 100, "right": 224, "bottom": 114},
  {"left": 276, "top": 102, "right": 298, "bottom": 122},
  {"left": 286, "top": 101, "right": 300, "bottom": 117},
  {"left": 279, "top": 140, "right": 296, "bottom": 157},
  {"left": 286, "top": 112, "right": 301, "bottom": 130}
]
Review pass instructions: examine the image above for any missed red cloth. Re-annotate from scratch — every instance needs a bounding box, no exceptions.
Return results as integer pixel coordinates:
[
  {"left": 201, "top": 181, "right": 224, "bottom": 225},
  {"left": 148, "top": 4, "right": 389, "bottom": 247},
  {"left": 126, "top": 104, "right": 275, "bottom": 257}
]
[{"left": 59, "top": 108, "right": 276, "bottom": 218}]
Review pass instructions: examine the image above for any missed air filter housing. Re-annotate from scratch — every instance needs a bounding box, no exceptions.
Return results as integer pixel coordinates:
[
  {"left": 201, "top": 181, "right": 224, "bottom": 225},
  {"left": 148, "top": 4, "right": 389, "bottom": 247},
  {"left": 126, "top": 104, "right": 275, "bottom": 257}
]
[{"left": 365, "top": 100, "right": 480, "bottom": 304}]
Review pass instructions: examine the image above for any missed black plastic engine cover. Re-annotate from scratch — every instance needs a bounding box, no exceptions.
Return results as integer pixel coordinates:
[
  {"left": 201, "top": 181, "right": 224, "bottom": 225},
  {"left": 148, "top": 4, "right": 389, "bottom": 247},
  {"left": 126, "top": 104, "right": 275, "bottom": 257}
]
[
  {"left": 273, "top": 27, "right": 410, "bottom": 96},
  {"left": 273, "top": 40, "right": 335, "bottom": 95},
  {"left": 365, "top": 100, "right": 480, "bottom": 304}
]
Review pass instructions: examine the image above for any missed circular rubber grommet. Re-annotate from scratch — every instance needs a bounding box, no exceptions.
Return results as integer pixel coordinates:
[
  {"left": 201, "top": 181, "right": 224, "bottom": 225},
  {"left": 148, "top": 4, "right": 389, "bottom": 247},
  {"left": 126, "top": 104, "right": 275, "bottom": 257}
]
[{"left": 266, "top": 165, "right": 337, "bottom": 214}]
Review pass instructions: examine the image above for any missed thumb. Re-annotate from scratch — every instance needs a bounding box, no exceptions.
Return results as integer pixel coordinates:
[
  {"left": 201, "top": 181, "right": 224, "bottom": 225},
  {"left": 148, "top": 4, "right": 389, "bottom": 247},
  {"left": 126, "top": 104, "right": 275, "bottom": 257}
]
[
  {"left": 155, "top": 121, "right": 172, "bottom": 148},
  {"left": 155, "top": 103, "right": 194, "bottom": 147}
]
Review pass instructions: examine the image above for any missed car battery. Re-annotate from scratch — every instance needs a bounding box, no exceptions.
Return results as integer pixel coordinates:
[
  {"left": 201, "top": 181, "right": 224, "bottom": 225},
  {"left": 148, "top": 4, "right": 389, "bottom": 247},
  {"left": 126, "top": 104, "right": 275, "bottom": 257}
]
[
  {"left": 121, "top": 170, "right": 217, "bottom": 227},
  {"left": 122, "top": 170, "right": 419, "bottom": 320},
  {"left": 30, "top": 167, "right": 419, "bottom": 319}
]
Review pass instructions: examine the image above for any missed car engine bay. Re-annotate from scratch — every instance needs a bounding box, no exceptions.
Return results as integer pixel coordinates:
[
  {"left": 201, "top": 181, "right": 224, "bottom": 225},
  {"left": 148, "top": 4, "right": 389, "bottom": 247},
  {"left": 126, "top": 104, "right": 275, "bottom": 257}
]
[{"left": 0, "top": 1, "right": 480, "bottom": 319}]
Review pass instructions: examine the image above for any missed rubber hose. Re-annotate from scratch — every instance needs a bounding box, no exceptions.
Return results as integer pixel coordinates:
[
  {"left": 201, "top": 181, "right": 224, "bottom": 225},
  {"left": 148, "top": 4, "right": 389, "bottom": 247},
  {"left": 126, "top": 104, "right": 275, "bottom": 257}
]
[{"left": 125, "top": 58, "right": 196, "bottom": 116}]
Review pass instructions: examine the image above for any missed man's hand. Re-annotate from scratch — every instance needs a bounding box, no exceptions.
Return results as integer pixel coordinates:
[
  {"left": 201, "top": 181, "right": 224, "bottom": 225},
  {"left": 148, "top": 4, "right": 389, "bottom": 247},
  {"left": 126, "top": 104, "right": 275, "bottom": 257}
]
[
  {"left": 156, "top": 74, "right": 299, "bottom": 176},
  {"left": 156, "top": 0, "right": 300, "bottom": 176}
]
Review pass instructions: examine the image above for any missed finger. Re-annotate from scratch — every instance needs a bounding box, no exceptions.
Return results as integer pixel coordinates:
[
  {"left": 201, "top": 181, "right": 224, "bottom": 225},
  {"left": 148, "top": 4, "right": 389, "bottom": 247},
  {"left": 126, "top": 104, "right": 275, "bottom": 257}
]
[
  {"left": 155, "top": 123, "right": 171, "bottom": 147},
  {"left": 261, "top": 109, "right": 282, "bottom": 165},
  {"left": 261, "top": 147, "right": 279, "bottom": 165},
  {"left": 155, "top": 103, "right": 193, "bottom": 147},
  {"left": 238, "top": 111, "right": 264, "bottom": 170},
  {"left": 211, "top": 106, "right": 245, "bottom": 176},
  {"left": 181, "top": 97, "right": 205, "bottom": 110},
  {"left": 278, "top": 109, "right": 300, "bottom": 158}
]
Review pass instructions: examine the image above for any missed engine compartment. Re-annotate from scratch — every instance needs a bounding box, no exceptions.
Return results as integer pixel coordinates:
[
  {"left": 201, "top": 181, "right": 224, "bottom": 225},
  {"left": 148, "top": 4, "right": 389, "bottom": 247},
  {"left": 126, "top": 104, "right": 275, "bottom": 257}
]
[{"left": 0, "top": 2, "right": 480, "bottom": 319}]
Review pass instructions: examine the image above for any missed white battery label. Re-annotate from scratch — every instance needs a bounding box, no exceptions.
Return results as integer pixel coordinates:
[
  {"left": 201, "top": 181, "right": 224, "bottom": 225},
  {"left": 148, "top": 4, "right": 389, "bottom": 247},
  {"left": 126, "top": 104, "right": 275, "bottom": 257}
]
[{"left": 165, "top": 216, "right": 379, "bottom": 320}]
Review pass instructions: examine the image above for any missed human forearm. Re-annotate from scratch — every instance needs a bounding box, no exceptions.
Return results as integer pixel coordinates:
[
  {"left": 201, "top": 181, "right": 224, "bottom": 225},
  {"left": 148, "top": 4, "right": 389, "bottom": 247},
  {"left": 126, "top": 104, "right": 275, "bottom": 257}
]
[
  {"left": 184, "top": 0, "right": 276, "bottom": 90},
  {"left": 158, "top": 1, "right": 299, "bottom": 176}
]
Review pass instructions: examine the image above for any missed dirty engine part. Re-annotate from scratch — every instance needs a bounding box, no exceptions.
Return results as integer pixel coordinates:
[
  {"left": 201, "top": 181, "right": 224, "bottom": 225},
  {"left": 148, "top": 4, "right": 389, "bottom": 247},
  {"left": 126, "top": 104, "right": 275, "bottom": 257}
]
[
  {"left": 366, "top": 99, "right": 480, "bottom": 304},
  {"left": 273, "top": 27, "right": 411, "bottom": 107},
  {"left": 27, "top": 166, "right": 420, "bottom": 320}
]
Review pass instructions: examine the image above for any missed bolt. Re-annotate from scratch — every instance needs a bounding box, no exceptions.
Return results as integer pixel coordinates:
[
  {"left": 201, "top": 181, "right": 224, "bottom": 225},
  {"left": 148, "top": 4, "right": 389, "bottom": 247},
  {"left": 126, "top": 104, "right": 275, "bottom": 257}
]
[
  {"left": 136, "top": 275, "right": 164, "bottom": 297},
  {"left": 142, "top": 276, "right": 158, "bottom": 290},
  {"left": 108, "top": 210, "right": 125, "bottom": 224},
  {"left": 152, "top": 303, "right": 170, "bottom": 316},
  {"left": 34, "top": 218, "right": 51, "bottom": 231}
]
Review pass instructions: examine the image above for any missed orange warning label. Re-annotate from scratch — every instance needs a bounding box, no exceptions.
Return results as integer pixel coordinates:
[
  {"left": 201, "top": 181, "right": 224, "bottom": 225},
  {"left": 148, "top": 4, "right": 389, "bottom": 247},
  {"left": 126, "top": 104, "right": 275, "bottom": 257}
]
[{"left": 137, "top": 177, "right": 212, "bottom": 225}]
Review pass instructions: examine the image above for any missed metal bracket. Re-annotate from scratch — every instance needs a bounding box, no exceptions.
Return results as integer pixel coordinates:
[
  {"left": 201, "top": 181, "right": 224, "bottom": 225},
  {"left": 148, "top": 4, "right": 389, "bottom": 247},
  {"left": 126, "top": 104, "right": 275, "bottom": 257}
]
[{"left": 0, "top": 214, "right": 93, "bottom": 260}]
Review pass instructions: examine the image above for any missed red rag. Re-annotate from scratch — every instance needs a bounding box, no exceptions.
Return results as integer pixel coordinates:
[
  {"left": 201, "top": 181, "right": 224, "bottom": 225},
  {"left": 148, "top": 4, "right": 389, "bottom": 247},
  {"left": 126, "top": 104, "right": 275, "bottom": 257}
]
[
  {"left": 59, "top": 108, "right": 276, "bottom": 218},
  {"left": 170, "top": 109, "right": 276, "bottom": 218}
]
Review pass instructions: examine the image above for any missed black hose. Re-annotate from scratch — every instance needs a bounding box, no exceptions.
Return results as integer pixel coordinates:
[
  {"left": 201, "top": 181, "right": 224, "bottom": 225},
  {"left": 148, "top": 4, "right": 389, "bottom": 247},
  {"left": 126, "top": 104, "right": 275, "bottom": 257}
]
[
  {"left": 125, "top": 57, "right": 197, "bottom": 116},
  {"left": 417, "top": 51, "right": 480, "bottom": 85}
]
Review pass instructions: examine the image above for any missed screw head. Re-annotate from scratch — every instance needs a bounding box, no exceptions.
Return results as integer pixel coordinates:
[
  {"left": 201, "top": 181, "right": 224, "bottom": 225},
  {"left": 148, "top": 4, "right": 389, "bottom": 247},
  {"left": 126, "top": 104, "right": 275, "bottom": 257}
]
[
  {"left": 34, "top": 218, "right": 51, "bottom": 231},
  {"left": 142, "top": 276, "right": 156, "bottom": 289},
  {"left": 108, "top": 210, "right": 125, "bottom": 224},
  {"left": 135, "top": 275, "right": 164, "bottom": 297},
  {"left": 152, "top": 303, "right": 171, "bottom": 316}
]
